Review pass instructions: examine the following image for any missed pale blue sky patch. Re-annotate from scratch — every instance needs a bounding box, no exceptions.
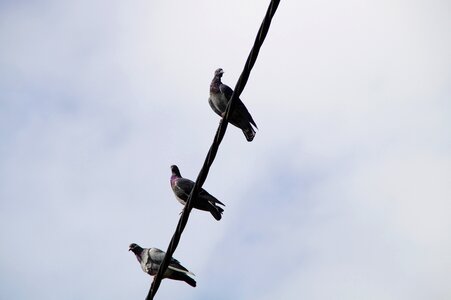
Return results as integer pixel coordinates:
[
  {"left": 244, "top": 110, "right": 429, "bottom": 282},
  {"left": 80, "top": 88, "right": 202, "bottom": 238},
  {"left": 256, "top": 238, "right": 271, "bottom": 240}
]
[{"left": 1, "top": 0, "right": 450, "bottom": 299}]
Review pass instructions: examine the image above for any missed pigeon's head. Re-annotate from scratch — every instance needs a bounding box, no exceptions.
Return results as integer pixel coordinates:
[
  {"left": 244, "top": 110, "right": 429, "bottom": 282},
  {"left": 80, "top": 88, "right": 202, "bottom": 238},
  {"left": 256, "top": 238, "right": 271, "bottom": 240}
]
[
  {"left": 171, "top": 165, "right": 181, "bottom": 177},
  {"left": 129, "top": 243, "right": 143, "bottom": 254},
  {"left": 214, "top": 68, "right": 224, "bottom": 78}
]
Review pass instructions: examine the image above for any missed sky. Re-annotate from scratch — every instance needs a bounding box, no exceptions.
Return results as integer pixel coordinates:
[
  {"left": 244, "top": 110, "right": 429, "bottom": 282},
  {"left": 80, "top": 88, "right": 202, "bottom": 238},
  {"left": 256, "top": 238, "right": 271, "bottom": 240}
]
[{"left": 1, "top": 0, "right": 450, "bottom": 299}]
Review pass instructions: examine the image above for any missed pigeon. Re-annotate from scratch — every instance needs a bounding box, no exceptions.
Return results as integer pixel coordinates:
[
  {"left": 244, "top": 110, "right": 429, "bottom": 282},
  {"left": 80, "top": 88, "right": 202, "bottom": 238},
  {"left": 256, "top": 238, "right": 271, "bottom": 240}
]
[
  {"left": 129, "top": 243, "right": 196, "bottom": 287},
  {"left": 209, "top": 68, "right": 258, "bottom": 142},
  {"left": 170, "top": 165, "right": 225, "bottom": 221}
]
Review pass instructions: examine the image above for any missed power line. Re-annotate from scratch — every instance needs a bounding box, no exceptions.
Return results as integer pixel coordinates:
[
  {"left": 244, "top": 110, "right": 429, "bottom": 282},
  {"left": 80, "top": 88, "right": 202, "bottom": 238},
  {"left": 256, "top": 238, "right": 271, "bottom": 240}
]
[{"left": 146, "top": 1, "right": 280, "bottom": 299}]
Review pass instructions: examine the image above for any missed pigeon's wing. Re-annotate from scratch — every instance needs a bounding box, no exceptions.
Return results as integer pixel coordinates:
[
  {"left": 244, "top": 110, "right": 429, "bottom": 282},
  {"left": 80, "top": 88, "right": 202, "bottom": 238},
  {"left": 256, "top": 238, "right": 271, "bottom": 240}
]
[
  {"left": 168, "top": 259, "right": 195, "bottom": 275},
  {"left": 173, "top": 178, "right": 195, "bottom": 201},
  {"left": 149, "top": 248, "right": 194, "bottom": 275},
  {"left": 234, "top": 99, "right": 258, "bottom": 128},
  {"left": 208, "top": 97, "right": 223, "bottom": 116},
  {"left": 219, "top": 83, "right": 234, "bottom": 100},
  {"left": 148, "top": 248, "right": 166, "bottom": 264},
  {"left": 199, "top": 189, "right": 225, "bottom": 206},
  {"left": 176, "top": 178, "right": 224, "bottom": 207},
  {"left": 219, "top": 83, "right": 257, "bottom": 129}
]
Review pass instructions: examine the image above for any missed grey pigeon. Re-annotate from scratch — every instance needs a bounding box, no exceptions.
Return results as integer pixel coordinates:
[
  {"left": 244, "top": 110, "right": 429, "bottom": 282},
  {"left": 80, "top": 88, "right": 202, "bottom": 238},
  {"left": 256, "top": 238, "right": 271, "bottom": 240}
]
[
  {"left": 170, "top": 165, "right": 224, "bottom": 221},
  {"left": 209, "top": 68, "right": 258, "bottom": 142},
  {"left": 129, "top": 243, "right": 196, "bottom": 287}
]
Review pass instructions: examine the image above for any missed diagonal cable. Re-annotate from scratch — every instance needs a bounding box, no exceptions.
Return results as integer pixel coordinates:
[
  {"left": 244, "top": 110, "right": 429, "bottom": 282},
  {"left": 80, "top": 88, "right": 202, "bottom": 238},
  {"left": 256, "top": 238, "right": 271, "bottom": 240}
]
[{"left": 146, "top": 1, "right": 280, "bottom": 299}]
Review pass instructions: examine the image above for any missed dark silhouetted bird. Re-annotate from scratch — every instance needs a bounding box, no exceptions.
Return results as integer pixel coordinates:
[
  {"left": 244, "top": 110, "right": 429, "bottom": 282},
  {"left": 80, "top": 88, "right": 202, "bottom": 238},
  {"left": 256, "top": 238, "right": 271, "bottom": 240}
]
[
  {"left": 209, "top": 68, "right": 258, "bottom": 141},
  {"left": 170, "top": 165, "right": 224, "bottom": 221},
  {"left": 129, "top": 243, "right": 196, "bottom": 287}
]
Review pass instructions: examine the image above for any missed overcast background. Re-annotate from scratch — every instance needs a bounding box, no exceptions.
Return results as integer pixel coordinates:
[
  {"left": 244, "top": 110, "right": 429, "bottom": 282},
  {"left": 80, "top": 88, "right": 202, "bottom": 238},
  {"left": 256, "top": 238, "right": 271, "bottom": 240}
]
[{"left": 1, "top": 0, "right": 450, "bottom": 299}]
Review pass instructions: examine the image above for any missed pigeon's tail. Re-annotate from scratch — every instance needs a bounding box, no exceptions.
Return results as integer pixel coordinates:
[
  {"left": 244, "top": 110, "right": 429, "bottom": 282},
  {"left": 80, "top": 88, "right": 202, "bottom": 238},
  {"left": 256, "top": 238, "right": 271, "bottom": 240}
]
[
  {"left": 242, "top": 126, "right": 256, "bottom": 142},
  {"left": 209, "top": 204, "right": 223, "bottom": 221},
  {"left": 170, "top": 272, "right": 197, "bottom": 287}
]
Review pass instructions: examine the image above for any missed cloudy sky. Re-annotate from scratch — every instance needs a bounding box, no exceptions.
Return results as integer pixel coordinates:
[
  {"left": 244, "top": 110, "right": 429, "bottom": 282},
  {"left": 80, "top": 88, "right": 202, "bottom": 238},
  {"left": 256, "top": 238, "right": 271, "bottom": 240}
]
[{"left": 1, "top": 0, "right": 450, "bottom": 299}]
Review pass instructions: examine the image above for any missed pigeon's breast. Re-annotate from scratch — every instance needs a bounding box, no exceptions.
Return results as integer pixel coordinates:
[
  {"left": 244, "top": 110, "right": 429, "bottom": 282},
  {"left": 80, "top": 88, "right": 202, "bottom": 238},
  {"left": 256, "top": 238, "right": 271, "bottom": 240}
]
[
  {"left": 210, "top": 93, "right": 228, "bottom": 113},
  {"left": 140, "top": 252, "right": 153, "bottom": 275},
  {"left": 172, "top": 180, "right": 188, "bottom": 205}
]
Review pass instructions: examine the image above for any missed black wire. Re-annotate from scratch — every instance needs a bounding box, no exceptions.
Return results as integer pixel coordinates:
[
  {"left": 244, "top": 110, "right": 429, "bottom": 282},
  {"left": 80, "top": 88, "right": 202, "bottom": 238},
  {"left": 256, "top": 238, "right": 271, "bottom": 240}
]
[{"left": 146, "top": 1, "right": 280, "bottom": 299}]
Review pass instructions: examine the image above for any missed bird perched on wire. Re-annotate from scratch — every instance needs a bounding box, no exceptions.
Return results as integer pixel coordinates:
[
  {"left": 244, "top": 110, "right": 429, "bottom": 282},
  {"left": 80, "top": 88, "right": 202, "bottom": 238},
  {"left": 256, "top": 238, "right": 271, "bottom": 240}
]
[
  {"left": 209, "top": 68, "right": 258, "bottom": 142},
  {"left": 129, "top": 243, "right": 196, "bottom": 287},
  {"left": 170, "top": 165, "right": 225, "bottom": 221}
]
